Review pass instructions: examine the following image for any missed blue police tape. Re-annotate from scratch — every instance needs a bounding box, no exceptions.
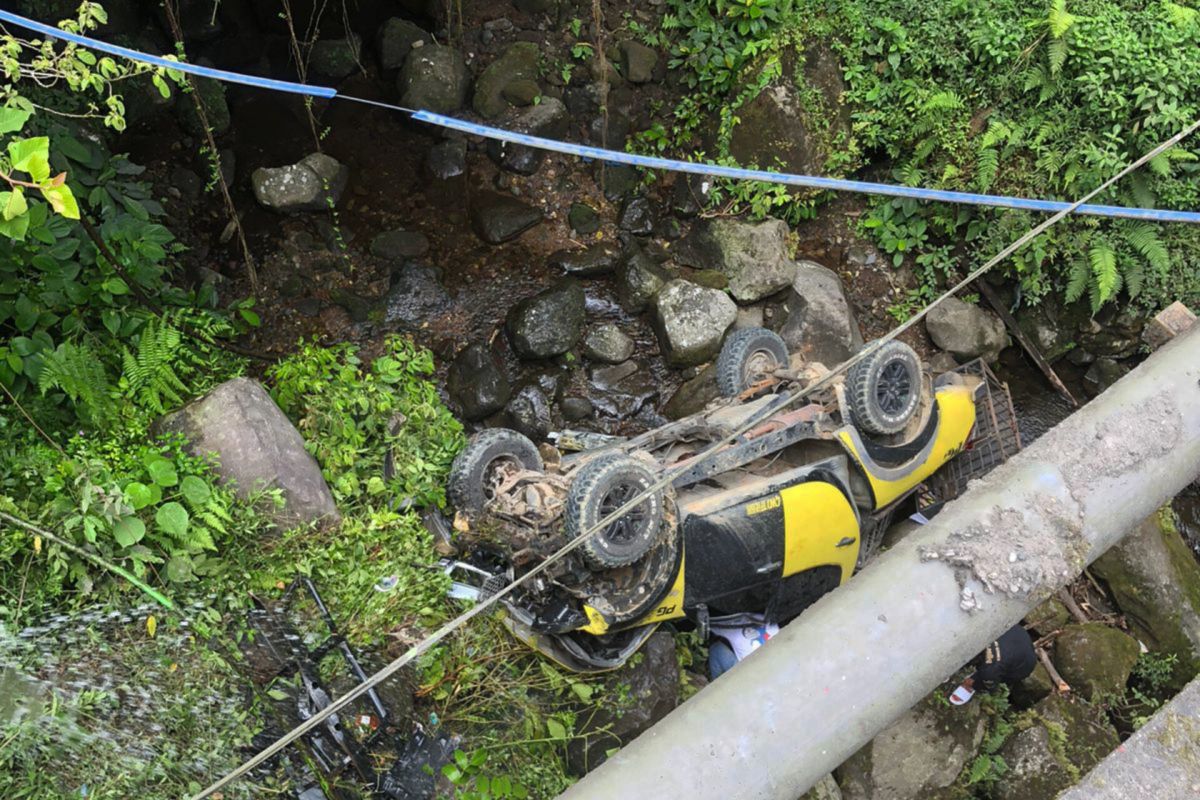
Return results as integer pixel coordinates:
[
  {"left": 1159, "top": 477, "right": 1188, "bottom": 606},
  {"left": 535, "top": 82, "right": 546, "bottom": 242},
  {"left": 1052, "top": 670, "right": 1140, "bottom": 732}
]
[
  {"left": 0, "top": 8, "right": 337, "bottom": 99},
  {"left": 3, "top": 8, "right": 1198, "bottom": 224},
  {"left": 414, "top": 111, "right": 1200, "bottom": 224}
]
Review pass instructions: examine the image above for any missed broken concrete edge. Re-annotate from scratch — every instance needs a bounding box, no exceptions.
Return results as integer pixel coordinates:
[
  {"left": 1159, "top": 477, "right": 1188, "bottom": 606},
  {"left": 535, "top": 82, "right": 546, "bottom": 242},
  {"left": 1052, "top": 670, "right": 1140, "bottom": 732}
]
[
  {"left": 556, "top": 323, "right": 1200, "bottom": 800},
  {"left": 1057, "top": 675, "right": 1200, "bottom": 800},
  {"left": 1142, "top": 300, "right": 1196, "bottom": 351}
]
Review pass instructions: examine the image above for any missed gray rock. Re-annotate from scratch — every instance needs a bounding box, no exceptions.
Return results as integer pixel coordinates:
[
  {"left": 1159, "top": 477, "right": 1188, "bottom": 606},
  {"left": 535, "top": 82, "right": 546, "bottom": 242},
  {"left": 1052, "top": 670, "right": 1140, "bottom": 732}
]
[
  {"left": 672, "top": 173, "right": 711, "bottom": 217},
  {"left": 309, "top": 34, "right": 362, "bottom": 79},
  {"left": 779, "top": 261, "right": 863, "bottom": 367},
  {"left": 1092, "top": 513, "right": 1200, "bottom": 690},
  {"left": 473, "top": 41, "right": 540, "bottom": 118},
  {"left": 561, "top": 396, "right": 594, "bottom": 421},
  {"left": 568, "top": 202, "right": 601, "bottom": 234},
  {"left": 581, "top": 323, "right": 634, "bottom": 364},
  {"left": 925, "top": 296, "right": 1010, "bottom": 362},
  {"left": 377, "top": 18, "right": 430, "bottom": 71},
  {"left": 618, "top": 195, "right": 656, "bottom": 235},
  {"left": 565, "top": 631, "right": 679, "bottom": 776},
  {"left": 1053, "top": 622, "right": 1140, "bottom": 700},
  {"left": 674, "top": 218, "right": 797, "bottom": 303},
  {"left": 727, "top": 43, "right": 850, "bottom": 184},
  {"left": 618, "top": 40, "right": 658, "bottom": 84},
  {"left": 653, "top": 280, "right": 737, "bottom": 367},
  {"left": 549, "top": 243, "right": 620, "bottom": 276},
  {"left": 447, "top": 343, "right": 510, "bottom": 421},
  {"left": 662, "top": 364, "right": 718, "bottom": 420},
  {"left": 616, "top": 247, "right": 671, "bottom": 313},
  {"left": 370, "top": 229, "right": 430, "bottom": 260},
  {"left": 1083, "top": 357, "right": 1129, "bottom": 397},
  {"left": 426, "top": 139, "right": 467, "bottom": 180},
  {"left": 799, "top": 775, "right": 842, "bottom": 800},
  {"left": 155, "top": 378, "right": 339, "bottom": 526},
  {"left": 470, "top": 192, "right": 543, "bottom": 244},
  {"left": 487, "top": 97, "right": 569, "bottom": 174},
  {"left": 506, "top": 279, "right": 587, "bottom": 359},
  {"left": 398, "top": 44, "right": 469, "bottom": 114},
  {"left": 251, "top": 153, "right": 348, "bottom": 213},
  {"left": 921, "top": 297, "right": 1008, "bottom": 362},
  {"left": 505, "top": 385, "right": 552, "bottom": 441},
  {"left": 588, "top": 362, "right": 659, "bottom": 419},
  {"left": 596, "top": 162, "right": 640, "bottom": 201},
  {"left": 992, "top": 694, "right": 1119, "bottom": 800},
  {"left": 735, "top": 305, "right": 765, "bottom": 330},
  {"left": 836, "top": 690, "right": 985, "bottom": 800},
  {"left": 381, "top": 263, "right": 450, "bottom": 326}
]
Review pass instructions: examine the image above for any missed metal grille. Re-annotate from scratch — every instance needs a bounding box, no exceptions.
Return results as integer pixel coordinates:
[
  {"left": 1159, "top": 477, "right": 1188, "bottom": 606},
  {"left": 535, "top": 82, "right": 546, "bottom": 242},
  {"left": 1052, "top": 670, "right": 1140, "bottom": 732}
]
[{"left": 927, "top": 359, "right": 1023, "bottom": 502}]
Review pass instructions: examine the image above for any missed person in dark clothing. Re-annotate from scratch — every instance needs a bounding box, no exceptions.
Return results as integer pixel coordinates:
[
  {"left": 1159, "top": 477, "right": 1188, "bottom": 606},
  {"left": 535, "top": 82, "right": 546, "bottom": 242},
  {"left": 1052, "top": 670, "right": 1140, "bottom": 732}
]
[{"left": 949, "top": 624, "right": 1037, "bottom": 705}]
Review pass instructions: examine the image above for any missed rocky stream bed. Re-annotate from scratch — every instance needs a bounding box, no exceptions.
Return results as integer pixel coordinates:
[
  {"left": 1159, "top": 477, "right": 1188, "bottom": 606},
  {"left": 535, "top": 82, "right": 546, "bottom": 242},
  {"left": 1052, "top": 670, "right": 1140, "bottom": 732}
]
[{"left": 8, "top": 0, "right": 1200, "bottom": 798}]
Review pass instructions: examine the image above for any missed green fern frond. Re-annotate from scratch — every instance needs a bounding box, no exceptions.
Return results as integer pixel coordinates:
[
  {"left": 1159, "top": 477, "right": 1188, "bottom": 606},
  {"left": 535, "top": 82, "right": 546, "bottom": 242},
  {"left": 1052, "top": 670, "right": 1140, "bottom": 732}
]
[
  {"left": 921, "top": 90, "right": 964, "bottom": 113},
  {"left": 37, "top": 342, "right": 114, "bottom": 425},
  {"left": 122, "top": 317, "right": 190, "bottom": 414},
  {"left": 1123, "top": 258, "right": 1146, "bottom": 299},
  {"left": 976, "top": 148, "right": 1000, "bottom": 190},
  {"left": 1065, "top": 253, "right": 1090, "bottom": 304},
  {"left": 1122, "top": 222, "right": 1171, "bottom": 274},
  {"left": 1088, "top": 240, "right": 1120, "bottom": 308},
  {"left": 1048, "top": 0, "right": 1077, "bottom": 37},
  {"left": 1163, "top": 1, "right": 1198, "bottom": 26},
  {"left": 1148, "top": 152, "right": 1172, "bottom": 177},
  {"left": 1047, "top": 38, "right": 1068, "bottom": 75}
]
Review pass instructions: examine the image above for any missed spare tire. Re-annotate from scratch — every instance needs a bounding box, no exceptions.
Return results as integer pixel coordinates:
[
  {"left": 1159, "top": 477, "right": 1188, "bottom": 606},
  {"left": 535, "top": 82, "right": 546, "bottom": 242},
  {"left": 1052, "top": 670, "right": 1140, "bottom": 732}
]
[
  {"left": 448, "top": 428, "right": 543, "bottom": 516},
  {"left": 715, "top": 327, "right": 790, "bottom": 397},
  {"left": 846, "top": 340, "right": 922, "bottom": 436},
  {"left": 565, "top": 454, "right": 665, "bottom": 570}
]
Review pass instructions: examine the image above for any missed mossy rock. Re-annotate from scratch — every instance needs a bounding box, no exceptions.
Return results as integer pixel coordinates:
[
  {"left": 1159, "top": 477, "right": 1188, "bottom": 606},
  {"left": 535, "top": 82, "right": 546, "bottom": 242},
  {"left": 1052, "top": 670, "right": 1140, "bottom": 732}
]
[
  {"left": 1010, "top": 661, "right": 1054, "bottom": 708},
  {"left": 1024, "top": 597, "right": 1070, "bottom": 637},
  {"left": 1091, "top": 510, "right": 1200, "bottom": 690},
  {"left": 1053, "top": 622, "right": 1140, "bottom": 700},
  {"left": 992, "top": 694, "right": 1118, "bottom": 800}
]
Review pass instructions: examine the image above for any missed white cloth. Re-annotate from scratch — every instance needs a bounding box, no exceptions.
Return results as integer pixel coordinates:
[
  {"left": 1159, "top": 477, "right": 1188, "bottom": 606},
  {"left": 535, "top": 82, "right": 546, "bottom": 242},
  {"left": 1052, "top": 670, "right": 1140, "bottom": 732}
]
[{"left": 710, "top": 614, "right": 779, "bottom": 662}]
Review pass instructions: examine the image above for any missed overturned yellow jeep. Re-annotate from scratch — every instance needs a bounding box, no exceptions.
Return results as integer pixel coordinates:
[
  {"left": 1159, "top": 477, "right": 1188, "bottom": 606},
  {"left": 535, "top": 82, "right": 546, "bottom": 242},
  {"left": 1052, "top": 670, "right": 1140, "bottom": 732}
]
[{"left": 441, "top": 328, "right": 1004, "bottom": 672}]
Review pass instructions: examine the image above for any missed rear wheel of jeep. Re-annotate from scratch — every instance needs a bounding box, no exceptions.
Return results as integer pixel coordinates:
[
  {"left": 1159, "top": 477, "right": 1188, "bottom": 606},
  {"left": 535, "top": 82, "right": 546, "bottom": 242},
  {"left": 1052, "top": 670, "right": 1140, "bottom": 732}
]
[
  {"left": 716, "top": 327, "right": 790, "bottom": 397},
  {"left": 565, "top": 454, "right": 665, "bottom": 570},
  {"left": 846, "top": 340, "right": 922, "bottom": 436},
  {"left": 448, "top": 428, "right": 543, "bottom": 516}
]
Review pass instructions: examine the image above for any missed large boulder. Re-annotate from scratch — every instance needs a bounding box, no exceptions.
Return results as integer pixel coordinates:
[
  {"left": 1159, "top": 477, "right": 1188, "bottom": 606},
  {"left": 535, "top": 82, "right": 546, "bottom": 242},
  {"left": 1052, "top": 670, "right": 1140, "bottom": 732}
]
[
  {"left": 470, "top": 192, "right": 543, "bottom": 244},
  {"left": 549, "top": 243, "right": 620, "bottom": 277},
  {"left": 565, "top": 631, "right": 679, "bottom": 776},
  {"left": 447, "top": 344, "right": 510, "bottom": 421},
  {"left": 251, "top": 153, "right": 348, "bottom": 213},
  {"left": 617, "top": 39, "right": 658, "bottom": 84},
  {"left": 1091, "top": 511, "right": 1200, "bottom": 689},
  {"left": 925, "top": 297, "right": 1010, "bottom": 362},
  {"left": 662, "top": 364, "right": 719, "bottom": 420},
  {"left": 506, "top": 280, "right": 587, "bottom": 359},
  {"left": 836, "top": 690, "right": 986, "bottom": 800},
  {"left": 1052, "top": 622, "right": 1140, "bottom": 699},
  {"left": 653, "top": 280, "right": 737, "bottom": 367},
  {"left": 398, "top": 44, "right": 469, "bottom": 114},
  {"left": 674, "top": 218, "right": 797, "bottom": 303},
  {"left": 726, "top": 44, "right": 850, "bottom": 182},
  {"left": 155, "top": 378, "right": 339, "bottom": 526},
  {"left": 504, "top": 385, "right": 552, "bottom": 441},
  {"left": 588, "top": 361, "right": 659, "bottom": 420},
  {"left": 377, "top": 18, "right": 430, "bottom": 71},
  {"left": 486, "top": 97, "right": 569, "bottom": 174},
  {"left": 472, "top": 41, "right": 540, "bottom": 118},
  {"left": 779, "top": 261, "right": 863, "bottom": 366},
  {"left": 992, "top": 694, "right": 1119, "bottom": 800}
]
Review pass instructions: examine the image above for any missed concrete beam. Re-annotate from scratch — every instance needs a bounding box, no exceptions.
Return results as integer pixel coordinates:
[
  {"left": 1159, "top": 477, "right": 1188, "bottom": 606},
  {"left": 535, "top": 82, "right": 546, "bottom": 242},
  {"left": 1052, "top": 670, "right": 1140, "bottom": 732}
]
[
  {"left": 1058, "top": 677, "right": 1200, "bottom": 800},
  {"left": 559, "top": 324, "right": 1200, "bottom": 800}
]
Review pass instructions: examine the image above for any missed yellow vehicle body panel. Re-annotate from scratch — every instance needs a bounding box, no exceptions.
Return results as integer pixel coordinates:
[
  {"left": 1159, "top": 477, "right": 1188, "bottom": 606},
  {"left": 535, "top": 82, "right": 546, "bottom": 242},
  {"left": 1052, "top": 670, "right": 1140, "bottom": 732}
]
[
  {"left": 837, "top": 385, "right": 975, "bottom": 510},
  {"left": 780, "top": 481, "right": 860, "bottom": 582}
]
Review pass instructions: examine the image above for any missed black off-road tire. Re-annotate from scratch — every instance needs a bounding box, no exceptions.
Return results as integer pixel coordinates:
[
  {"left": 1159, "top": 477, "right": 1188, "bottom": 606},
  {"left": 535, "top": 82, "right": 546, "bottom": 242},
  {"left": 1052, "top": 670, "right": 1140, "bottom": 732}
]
[
  {"left": 846, "top": 340, "right": 922, "bottom": 436},
  {"left": 447, "top": 428, "right": 543, "bottom": 516},
  {"left": 715, "top": 327, "right": 790, "bottom": 397},
  {"left": 565, "top": 454, "right": 665, "bottom": 570}
]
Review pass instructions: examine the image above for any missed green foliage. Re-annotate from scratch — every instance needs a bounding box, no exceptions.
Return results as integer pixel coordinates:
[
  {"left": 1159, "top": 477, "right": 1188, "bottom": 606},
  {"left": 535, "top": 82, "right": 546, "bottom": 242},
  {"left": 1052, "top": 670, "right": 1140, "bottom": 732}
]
[
  {"left": 442, "top": 749, "right": 529, "bottom": 799},
  {"left": 269, "top": 336, "right": 465, "bottom": 509}
]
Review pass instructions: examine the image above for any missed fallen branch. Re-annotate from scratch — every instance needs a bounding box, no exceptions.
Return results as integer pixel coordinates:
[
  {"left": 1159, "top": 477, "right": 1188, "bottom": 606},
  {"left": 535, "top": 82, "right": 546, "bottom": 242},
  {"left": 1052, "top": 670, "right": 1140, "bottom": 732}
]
[
  {"left": 1036, "top": 646, "right": 1071, "bottom": 694},
  {"left": 1057, "top": 587, "right": 1090, "bottom": 624}
]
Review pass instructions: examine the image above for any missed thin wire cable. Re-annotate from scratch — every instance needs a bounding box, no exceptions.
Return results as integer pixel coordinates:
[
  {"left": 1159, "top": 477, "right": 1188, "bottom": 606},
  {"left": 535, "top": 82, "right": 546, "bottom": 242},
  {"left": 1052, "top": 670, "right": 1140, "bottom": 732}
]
[{"left": 191, "top": 114, "right": 1200, "bottom": 800}]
